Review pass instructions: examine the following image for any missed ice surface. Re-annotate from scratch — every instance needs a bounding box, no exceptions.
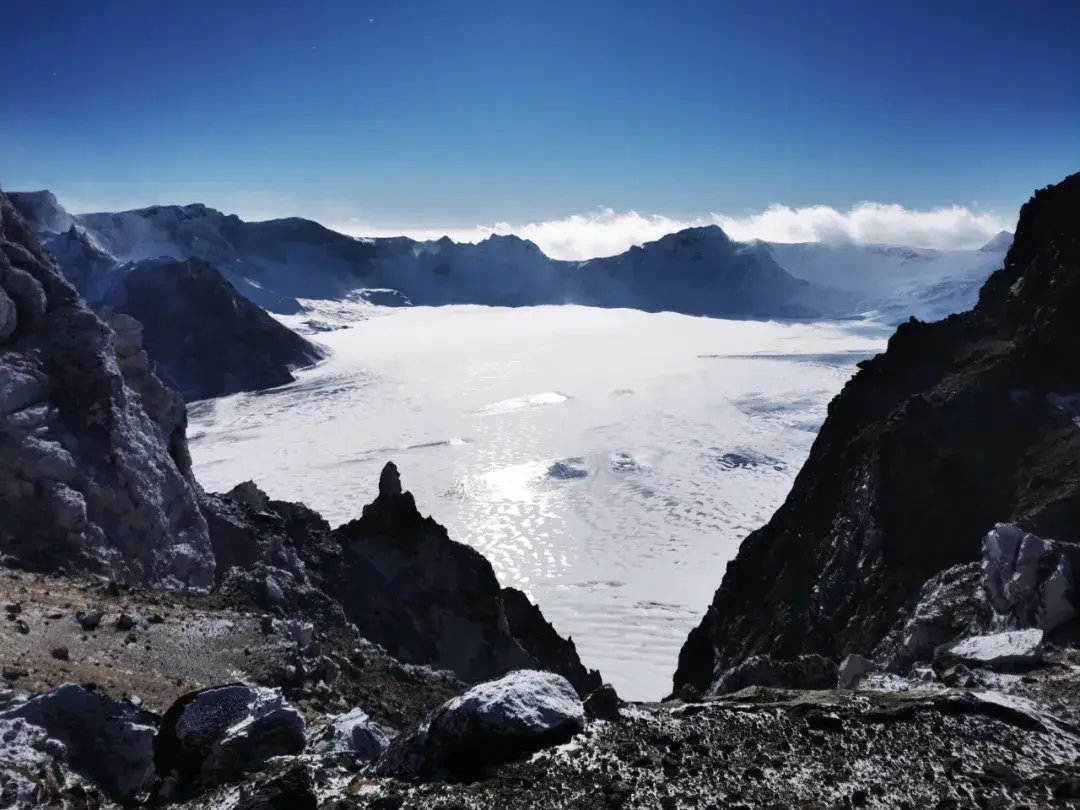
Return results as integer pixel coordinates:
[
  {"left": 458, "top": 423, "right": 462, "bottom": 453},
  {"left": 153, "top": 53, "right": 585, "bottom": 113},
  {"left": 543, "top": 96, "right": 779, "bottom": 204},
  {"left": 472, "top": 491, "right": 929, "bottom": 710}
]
[{"left": 189, "top": 304, "right": 887, "bottom": 699}]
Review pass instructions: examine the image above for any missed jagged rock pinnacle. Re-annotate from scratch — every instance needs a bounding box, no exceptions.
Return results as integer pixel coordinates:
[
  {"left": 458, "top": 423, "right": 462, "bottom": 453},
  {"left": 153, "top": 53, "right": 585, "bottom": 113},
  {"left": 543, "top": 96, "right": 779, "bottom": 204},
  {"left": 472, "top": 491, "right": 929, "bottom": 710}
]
[{"left": 379, "top": 461, "right": 402, "bottom": 498}]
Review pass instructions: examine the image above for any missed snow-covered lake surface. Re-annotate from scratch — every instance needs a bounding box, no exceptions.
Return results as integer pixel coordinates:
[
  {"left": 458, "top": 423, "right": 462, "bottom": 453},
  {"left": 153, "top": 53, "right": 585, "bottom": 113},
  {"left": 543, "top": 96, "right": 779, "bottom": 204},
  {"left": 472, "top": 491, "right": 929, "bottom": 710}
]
[{"left": 189, "top": 305, "right": 889, "bottom": 699}]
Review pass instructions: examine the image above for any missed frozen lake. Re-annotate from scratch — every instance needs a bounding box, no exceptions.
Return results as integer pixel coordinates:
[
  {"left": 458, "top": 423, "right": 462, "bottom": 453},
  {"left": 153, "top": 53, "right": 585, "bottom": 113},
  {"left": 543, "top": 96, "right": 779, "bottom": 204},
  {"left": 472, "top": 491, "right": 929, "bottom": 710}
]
[{"left": 188, "top": 305, "right": 888, "bottom": 699}]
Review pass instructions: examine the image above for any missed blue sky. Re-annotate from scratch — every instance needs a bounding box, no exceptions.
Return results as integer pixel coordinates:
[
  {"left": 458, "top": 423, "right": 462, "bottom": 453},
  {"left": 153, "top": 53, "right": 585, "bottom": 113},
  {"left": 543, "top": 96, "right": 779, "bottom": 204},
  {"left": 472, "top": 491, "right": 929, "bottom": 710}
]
[{"left": 1, "top": 0, "right": 1076, "bottom": 239}]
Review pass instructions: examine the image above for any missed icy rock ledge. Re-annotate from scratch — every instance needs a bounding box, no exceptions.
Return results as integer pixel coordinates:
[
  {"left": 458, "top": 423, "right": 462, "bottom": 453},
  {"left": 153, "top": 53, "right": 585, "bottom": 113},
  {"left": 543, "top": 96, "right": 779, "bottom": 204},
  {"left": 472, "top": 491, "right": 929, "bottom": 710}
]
[
  {"left": 935, "top": 629, "right": 1045, "bottom": 673},
  {"left": 376, "top": 670, "right": 585, "bottom": 778}
]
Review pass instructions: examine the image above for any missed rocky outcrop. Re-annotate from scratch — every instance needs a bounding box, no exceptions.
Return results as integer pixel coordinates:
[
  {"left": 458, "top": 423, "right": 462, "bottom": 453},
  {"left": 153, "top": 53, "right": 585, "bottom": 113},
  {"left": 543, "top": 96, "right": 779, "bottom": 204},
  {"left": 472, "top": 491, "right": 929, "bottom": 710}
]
[
  {"left": 674, "top": 173, "right": 1080, "bottom": 695},
  {"left": 0, "top": 191, "right": 214, "bottom": 586},
  {"left": 100, "top": 257, "right": 325, "bottom": 400},
  {"left": 376, "top": 670, "right": 585, "bottom": 779},
  {"left": 982, "top": 522, "right": 1079, "bottom": 632},
  {"left": 199, "top": 465, "right": 601, "bottom": 689}
]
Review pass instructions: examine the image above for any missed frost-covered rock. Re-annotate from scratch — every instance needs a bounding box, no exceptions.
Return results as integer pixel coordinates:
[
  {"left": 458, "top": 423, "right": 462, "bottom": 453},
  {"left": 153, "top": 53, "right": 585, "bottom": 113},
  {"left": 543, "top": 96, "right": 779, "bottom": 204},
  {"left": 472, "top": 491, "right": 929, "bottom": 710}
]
[
  {"left": 983, "top": 523, "right": 1078, "bottom": 632},
  {"left": 308, "top": 707, "right": 390, "bottom": 761},
  {"left": 154, "top": 683, "right": 305, "bottom": 797},
  {"left": 0, "top": 192, "right": 214, "bottom": 586},
  {"left": 0, "top": 684, "right": 157, "bottom": 804},
  {"left": 874, "top": 562, "right": 986, "bottom": 672},
  {"left": 377, "top": 670, "right": 585, "bottom": 778},
  {"left": 713, "top": 654, "right": 838, "bottom": 696},
  {"left": 935, "top": 629, "right": 1045, "bottom": 673},
  {"left": 838, "top": 654, "right": 877, "bottom": 689}
]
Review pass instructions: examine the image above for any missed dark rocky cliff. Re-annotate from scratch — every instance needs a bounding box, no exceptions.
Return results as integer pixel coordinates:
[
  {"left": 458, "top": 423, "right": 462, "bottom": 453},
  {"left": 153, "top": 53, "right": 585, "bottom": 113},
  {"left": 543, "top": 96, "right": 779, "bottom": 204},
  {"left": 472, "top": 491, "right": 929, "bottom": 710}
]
[
  {"left": 674, "top": 172, "right": 1080, "bottom": 694},
  {"left": 101, "top": 257, "right": 326, "bottom": 401}
]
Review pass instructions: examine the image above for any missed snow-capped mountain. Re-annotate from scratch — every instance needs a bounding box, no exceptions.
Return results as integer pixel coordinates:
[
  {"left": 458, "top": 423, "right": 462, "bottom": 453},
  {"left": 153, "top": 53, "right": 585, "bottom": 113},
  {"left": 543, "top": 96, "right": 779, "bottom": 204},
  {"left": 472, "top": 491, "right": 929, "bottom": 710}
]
[
  {"left": 11, "top": 192, "right": 848, "bottom": 322},
  {"left": 8, "top": 191, "right": 326, "bottom": 401},
  {"left": 764, "top": 232, "right": 1011, "bottom": 323},
  {"left": 10, "top": 190, "right": 1010, "bottom": 329}
]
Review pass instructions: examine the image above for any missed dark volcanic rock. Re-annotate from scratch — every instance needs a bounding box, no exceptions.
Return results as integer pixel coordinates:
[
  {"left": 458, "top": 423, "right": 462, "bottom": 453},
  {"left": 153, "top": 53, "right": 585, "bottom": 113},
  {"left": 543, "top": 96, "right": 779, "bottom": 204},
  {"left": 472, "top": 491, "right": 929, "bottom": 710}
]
[
  {"left": 675, "top": 172, "right": 1080, "bottom": 694},
  {"left": 154, "top": 683, "right": 305, "bottom": 799},
  {"left": 712, "top": 654, "right": 838, "bottom": 696},
  {"left": 0, "top": 191, "right": 214, "bottom": 586},
  {"left": 100, "top": 257, "right": 325, "bottom": 401},
  {"left": 200, "top": 466, "right": 601, "bottom": 688}
]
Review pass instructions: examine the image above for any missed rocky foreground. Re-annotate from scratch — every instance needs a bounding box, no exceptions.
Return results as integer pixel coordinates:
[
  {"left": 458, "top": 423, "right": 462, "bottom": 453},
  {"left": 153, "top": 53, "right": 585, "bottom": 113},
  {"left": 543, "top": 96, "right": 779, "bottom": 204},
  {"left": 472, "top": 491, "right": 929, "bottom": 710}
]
[{"left": 3, "top": 175, "right": 1080, "bottom": 809}]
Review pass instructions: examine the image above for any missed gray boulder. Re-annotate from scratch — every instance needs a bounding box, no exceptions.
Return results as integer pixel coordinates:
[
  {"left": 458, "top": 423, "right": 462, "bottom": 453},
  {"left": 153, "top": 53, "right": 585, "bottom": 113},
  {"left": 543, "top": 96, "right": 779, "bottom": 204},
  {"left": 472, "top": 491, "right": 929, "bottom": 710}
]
[
  {"left": 0, "top": 192, "right": 214, "bottom": 586},
  {"left": 308, "top": 707, "right": 391, "bottom": 761},
  {"left": 377, "top": 670, "right": 584, "bottom": 778},
  {"left": 154, "top": 683, "right": 305, "bottom": 798},
  {"left": 0, "top": 684, "right": 157, "bottom": 804}
]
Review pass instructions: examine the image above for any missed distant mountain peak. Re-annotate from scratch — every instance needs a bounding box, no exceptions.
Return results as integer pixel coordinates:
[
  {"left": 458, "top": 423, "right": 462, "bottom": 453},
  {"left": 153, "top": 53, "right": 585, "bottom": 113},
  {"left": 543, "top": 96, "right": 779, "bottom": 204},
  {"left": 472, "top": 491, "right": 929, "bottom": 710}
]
[{"left": 979, "top": 230, "right": 1013, "bottom": 252}]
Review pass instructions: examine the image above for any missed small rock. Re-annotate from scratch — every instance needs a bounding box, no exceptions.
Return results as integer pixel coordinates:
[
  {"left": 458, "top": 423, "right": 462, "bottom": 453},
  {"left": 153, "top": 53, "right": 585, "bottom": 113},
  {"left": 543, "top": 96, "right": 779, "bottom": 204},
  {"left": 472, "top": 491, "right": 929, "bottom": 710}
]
[
  {"left": 260, "top": 615, "right": 274, "bottom": 635},
  {"left": 51, "top": 646, "right": 70, "bottom": 661},
  {"left": 46, "top": 610, "right": 65, "bottom": 619},
  {"left": 837, "top": 654, "right": 875, "bottom": 689},
  {"left": 14, "top": 619, "right": 29, "bottom": 635},
  {"left": 116, "top": 613, "right": 136, "bottom": 630},
  {"left": 310, "top": 707, "right": 391, "bottom": 762},
  {"left": 124, "top": 632, "right": 138, "bottom": 645},
  {"left": 147, "top": 612, "right": 164, "bottom": 624},
  {"left": 3, "top": 603, "right": 20, "bottom": 615},
  {"left": 584, "top": 683, "right": 621, "bottom": 721},
  {"left": 2, "top": 665, "right": 28, "bottom": 680},
  {"left": 78, "top": 610, "right": 104, "bottom": 631}
]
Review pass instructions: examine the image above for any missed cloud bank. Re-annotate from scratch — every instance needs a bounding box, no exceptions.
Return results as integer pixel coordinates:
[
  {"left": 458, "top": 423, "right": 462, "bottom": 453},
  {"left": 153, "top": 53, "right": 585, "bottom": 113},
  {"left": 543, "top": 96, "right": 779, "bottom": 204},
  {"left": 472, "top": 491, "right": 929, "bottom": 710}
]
[{"left": 334, "top": 203, "right": 1015, "bottom": 261}]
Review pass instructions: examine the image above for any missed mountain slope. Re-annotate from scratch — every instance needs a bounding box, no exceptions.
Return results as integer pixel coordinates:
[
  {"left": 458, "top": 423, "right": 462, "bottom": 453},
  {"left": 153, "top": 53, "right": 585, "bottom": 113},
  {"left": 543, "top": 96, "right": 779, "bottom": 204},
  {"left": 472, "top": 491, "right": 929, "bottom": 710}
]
[
  {"left": 673, "top": 172, "right": 1080, "bottom": 695},
  {"left": 102, "top": 258, "right": 326, "bottom": 400},
  {"left": 765, "top": 235, "right": 1011, "bottom": 323},
  {"left": 0, "top": 191, "right": 214, "bottom": 586},
  {"left": 8, "top": 196, "right": 327, "bottom": 401}
]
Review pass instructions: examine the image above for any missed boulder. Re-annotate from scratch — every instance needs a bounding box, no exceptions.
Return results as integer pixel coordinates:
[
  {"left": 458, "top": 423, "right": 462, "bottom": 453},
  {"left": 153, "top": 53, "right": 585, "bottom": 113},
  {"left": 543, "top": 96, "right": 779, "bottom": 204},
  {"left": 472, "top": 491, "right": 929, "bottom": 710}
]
[
  {"left": 377, "top": 670, "right": 584, "bottom": 778},
  {"left": 583, "top": 683, "right": 621, "bottom": 721},
  {"left": 983, "top": 523, "right": 1078, "bottom": 632},
  {"left": 934, "top": 629, "right": 1045, "bottom": 673},
  {"left": 154, "top": 683, "right": 305, "bottom": 798},
  {"left": 713, "top": 654, "right": 838, "bottom": 696},
  {"left": 0, "top": 684, "right": 157, "bottom": 802},
  {"left": 308, "top": 707, "right": 391, "bottom": 761},
  {"left": 837, "top": 654, "right": 876, "bottom": 689}
]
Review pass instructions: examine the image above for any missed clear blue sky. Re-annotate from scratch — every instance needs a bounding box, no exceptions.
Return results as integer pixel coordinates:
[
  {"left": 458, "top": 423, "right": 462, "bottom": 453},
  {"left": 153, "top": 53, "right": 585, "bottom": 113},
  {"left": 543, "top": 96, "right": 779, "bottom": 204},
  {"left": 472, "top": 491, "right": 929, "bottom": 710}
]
[{"left": 1, "top": 0, "right": 1076, "bottom": 226}]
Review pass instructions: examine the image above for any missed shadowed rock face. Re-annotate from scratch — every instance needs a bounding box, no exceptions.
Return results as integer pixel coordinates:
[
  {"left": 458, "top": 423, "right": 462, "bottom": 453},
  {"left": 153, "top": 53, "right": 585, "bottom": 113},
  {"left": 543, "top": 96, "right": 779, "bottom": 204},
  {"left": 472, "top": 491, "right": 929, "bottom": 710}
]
[
  {"left": 674, "top": 172, "right": 1080, "bottom": 695},
  {"left": 100, "top": 257, "right": 325, "bottom": 401},
  {"left": 0, "top": 192, "right": 214, "bottom": 586},
  {"left": 198, "top": 463, "right": 601, "bottom": 689}
]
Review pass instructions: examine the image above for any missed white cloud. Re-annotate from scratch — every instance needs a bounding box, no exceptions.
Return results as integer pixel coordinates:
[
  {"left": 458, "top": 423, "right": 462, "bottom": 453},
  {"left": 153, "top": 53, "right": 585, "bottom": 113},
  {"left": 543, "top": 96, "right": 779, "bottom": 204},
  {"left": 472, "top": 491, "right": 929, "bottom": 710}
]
[{"left": 331, "top": 203, "right": 1015, "bottom": 261}]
